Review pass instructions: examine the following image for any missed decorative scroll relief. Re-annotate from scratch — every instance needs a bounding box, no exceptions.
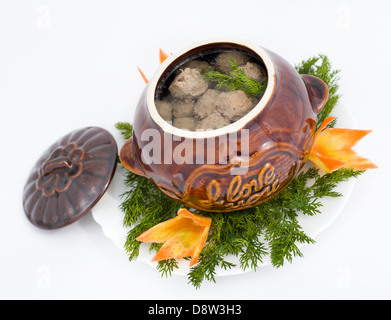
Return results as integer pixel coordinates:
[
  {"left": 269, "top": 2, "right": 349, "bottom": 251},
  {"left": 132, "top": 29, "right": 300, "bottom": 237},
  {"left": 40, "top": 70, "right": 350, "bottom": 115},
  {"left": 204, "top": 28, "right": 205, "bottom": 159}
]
[{"left": 200, "top": 163, "right": 280, "bottom": 210}]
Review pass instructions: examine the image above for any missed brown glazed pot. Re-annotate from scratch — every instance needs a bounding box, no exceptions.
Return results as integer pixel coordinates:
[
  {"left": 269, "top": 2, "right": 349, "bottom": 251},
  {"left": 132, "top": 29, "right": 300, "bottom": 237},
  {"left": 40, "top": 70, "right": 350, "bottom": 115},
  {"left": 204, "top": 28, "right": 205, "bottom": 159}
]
[{"left": 120, "top": 38, "right": 329, "bottom": 212}]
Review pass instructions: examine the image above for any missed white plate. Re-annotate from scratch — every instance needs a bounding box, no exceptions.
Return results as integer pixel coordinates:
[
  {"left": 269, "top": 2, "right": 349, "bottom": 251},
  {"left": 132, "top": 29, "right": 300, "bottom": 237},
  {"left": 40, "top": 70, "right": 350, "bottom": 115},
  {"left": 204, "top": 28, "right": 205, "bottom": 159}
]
[{"left": 92, "top": 99, "right": 357, "bottom": 277}]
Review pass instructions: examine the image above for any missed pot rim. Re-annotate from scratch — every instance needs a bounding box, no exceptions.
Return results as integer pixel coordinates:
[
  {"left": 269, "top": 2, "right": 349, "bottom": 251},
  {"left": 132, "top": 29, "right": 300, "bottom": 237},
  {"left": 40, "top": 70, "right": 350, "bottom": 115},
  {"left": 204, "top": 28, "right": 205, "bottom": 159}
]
[{"left": 147, "top": 37, "right": 276, "bottom": 139}]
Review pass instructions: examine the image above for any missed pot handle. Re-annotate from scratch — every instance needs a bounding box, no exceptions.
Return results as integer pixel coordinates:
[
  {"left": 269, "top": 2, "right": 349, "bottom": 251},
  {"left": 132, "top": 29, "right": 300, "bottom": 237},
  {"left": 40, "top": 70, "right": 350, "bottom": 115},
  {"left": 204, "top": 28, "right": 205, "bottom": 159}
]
[
  {"left": 301, "top": 74, "right": 329, "bottom": 115},
  {"left": 119, "top": 137, "right": 146, "bottom": 177}
]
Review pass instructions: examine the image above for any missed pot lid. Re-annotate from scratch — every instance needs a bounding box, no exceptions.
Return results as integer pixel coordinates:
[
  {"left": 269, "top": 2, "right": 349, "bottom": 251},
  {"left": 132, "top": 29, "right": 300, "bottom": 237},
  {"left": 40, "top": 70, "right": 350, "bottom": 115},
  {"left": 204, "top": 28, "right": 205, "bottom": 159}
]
[{"left": 23, "top": 127, "right": 118, "bottom": 230}]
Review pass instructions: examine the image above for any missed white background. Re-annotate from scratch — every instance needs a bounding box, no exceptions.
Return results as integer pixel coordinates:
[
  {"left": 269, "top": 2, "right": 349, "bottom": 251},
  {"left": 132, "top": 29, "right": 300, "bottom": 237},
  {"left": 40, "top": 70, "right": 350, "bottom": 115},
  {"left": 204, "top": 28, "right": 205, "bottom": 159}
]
[{"left": 1, "top": 0, "right": 390, "bottom": 300}]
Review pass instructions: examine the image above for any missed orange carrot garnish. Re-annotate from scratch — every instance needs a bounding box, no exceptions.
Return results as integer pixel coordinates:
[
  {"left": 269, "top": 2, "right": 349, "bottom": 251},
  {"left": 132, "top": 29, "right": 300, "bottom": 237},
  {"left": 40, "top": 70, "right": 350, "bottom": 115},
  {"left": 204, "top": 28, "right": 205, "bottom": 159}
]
[
  {"left": 159, "top": 48, "right": 170, "bottom": 64},
  {"left": 137, "top": 66, "right": 149, "bottom": 84},
  {"left": 136, "top": 208, "right": 212, "bottom": 266},
  {"left": 309, "top": 117, "right": 377, "bottom": 173}
]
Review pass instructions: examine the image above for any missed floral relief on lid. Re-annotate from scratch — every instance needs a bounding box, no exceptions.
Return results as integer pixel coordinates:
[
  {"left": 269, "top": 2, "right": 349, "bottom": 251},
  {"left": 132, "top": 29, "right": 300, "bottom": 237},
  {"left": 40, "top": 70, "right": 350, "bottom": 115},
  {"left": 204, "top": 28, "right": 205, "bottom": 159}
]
[{"left": 23, "top": 127, "right": 118, "bottom": 230}]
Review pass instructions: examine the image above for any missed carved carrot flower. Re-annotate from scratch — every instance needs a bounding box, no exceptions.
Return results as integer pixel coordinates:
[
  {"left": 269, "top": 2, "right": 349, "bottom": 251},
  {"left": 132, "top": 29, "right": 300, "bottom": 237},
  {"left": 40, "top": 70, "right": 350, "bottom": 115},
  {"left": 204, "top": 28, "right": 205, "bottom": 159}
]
[
  {"left": 309, "top": 116, "right": 377, "bottom": 173},
  {"left": 136, "top": 208, "right": 212, "bottom": 266}
]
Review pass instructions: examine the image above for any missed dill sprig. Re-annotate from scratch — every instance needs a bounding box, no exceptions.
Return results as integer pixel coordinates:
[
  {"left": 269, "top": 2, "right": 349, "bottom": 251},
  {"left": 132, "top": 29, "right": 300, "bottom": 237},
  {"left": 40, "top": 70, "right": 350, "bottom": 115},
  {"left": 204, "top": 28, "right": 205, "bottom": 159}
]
[
  {"left": 295, "top": 54, "right": 341, "bottom": 130},
  {"left": 115, "top": 54, "right": 364, "bottom": 289},
  {"left": 120, "top": 172, "right": 181, "bottom": 261},
  {"left": 115, "top": 122, "right": 133, "bottom": 140},
  {"left": 202, "top": 58, "right": 267, "bottom": 97}
]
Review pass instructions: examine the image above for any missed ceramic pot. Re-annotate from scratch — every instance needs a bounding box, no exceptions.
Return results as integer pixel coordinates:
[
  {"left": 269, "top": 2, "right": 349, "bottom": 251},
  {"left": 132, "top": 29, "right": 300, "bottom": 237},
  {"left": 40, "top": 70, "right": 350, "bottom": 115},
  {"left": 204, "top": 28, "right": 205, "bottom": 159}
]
[{"left": 120, "top": 37, "right": 328, "bottom": 212}]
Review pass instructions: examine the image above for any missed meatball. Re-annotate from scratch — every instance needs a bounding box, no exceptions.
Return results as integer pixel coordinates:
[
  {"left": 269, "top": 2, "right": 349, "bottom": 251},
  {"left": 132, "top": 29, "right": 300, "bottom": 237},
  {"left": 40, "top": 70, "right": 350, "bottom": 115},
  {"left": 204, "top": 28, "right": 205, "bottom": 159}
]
[
  {"left": 173, "top": 117, "right": 199, "bottom": 131},
  {"left": 194, "top": 89, "right": 221, "bottom": 119},
  {"left": 155, "top": 100, "right": 172, "bottom": 122},
  {"left": 169, "top": 68, "right": 209, "bottom": 99},
  {"left": 177, "top": 60, "right": 210, "bottom": 74},
  {"left": 240, "top": 62, "right": 267, "bottom": 83},
  {"left": 215, "top": 52, "right": 250, "bottom": 74},
  {"left": 196, "top": 112, "right": 230, "bottom": 131},
  {"left": 217, "top": 91, "right": 254, "bottom": 120}
]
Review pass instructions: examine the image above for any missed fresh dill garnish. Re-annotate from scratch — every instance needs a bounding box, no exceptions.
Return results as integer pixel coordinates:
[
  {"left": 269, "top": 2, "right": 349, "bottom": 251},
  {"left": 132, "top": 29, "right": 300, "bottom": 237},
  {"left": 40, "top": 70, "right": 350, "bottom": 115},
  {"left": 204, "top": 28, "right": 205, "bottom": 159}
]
[
  {"left": 202, "top": 58, "right": 267, "bottom": 97},
  {"left": 295, "top": 54, "right": 341, "bottom": 130},
  {"left": 156, "top": 259, "right": 179, "bottom": 278},
  {"left": 115, "top": 54, "right": 364, "bottom": 289},
  {"left": 119, "top": 171, "right": 181, "bottom": 261},
  {"left": 115, "top": 122, "right": 133, "bottom": 140}
]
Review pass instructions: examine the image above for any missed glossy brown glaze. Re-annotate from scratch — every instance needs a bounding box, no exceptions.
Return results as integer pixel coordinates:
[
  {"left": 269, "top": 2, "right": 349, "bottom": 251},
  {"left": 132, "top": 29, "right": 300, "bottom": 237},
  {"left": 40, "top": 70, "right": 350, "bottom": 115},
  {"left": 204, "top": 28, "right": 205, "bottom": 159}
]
[
  {"left": 120, "top": 41, "right": 328, "bottom": 212},
  {"left": 23, "top": 127, "right": 118, "bottom": 229}
]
